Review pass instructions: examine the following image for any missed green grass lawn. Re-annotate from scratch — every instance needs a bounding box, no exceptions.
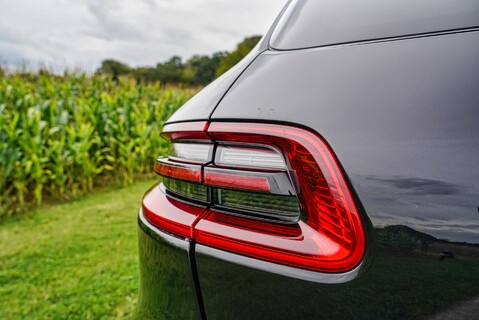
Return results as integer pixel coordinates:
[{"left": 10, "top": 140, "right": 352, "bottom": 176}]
[
  {"left": 2, "top": 177, "right": 479, "bottom": 319},
  {"left": 0, "top": 178, "right": 159, "bottom": 319}
]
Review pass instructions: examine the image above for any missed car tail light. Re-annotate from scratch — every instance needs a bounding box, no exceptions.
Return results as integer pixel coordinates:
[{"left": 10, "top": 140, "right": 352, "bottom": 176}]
[
  {"left": 168, "top": 142, "right": 212, "bottom": 163},
  {"left": 204, "top": 167, "right": 271, "bottom": 192},
  {"left": 215, "top": 145, "right": 287, "bottom": 169},
  {"left": 143, "top": 121, "right": 211, "bottom": 238},
  {"left": 142, "top": 185, "right": 205, "bottom": 239},
  {"left": 154, "top": 158, "right": 202, "bottom": 183},
  {"left": 144, "top": 121, "right": 366, "bottom": 273},
  {"left": 203, "top": 166, "right": 294, "bottom": 194}
]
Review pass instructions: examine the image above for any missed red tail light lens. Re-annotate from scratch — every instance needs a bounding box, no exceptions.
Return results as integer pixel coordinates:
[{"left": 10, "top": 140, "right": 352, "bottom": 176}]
[
  {"left": 154, "top": 158, "right": 202, "bottom": 183},
  {"left": 195, "top": 122, "right": 365, "bottom": 273},
  {"left": 143, "top": 121, "right": 211, "bottom": 239},
  {"left": 142, "top": 185, "right": 205, "bottom": 239},
  {"left": 144, "top": 121, "right": 366, "bottom": 273},
  {"left": 160, "top": 121, "right": 210, "bottom": 141},
  {"left": 204, "top": 168, "right": 271, "bottom": 192}
]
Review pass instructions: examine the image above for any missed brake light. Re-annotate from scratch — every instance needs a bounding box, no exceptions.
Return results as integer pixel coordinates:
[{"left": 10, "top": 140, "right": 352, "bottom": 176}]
[
  {"left": 154, "top": 158, "right": 202, "bottom": 183},
  {"left": 143, "top": 121, "right": 366, "bottom": 273},
  {"left": 143, "top": 121, "right": 211, "bottom": 239},
  {"left": 160, "top": 121, "right": 210, "bottom": 141},
  {"left": 204, "top": 169, "right": 271, "bottom": 192}
]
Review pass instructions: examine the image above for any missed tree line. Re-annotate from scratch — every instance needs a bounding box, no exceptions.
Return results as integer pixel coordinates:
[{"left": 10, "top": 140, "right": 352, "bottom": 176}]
[{"left": 96, "top": 35, "right": 261, "bottom": 85}]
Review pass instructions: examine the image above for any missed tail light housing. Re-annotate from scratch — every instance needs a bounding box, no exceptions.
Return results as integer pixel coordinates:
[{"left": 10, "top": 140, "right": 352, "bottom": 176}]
[
  {"left": 143, "top": 121, "right": 211, "bottom": 238},
  {"left": 143, "top": 121, "right": 366, "bottom": 274}
]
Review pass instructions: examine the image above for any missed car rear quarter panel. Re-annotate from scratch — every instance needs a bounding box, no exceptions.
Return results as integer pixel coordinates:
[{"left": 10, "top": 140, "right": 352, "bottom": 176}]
[
  {"left": 134, "top": 213, "right": 200, "bottom": 320},
  {"left": 196, "top": 31, "right": 479, "bottom": 319}
]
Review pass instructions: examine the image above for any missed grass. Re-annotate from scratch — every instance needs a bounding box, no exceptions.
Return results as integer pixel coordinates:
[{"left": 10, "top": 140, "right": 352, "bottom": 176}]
[
  {"left": 0, "top": 72, "right": 198, "bottom": 216},
  {"left": 2, "top": 177, "right": 479, "bottom": 319},
  {"left": 0, "top": 178, "right": 159, "bottom": 319}
]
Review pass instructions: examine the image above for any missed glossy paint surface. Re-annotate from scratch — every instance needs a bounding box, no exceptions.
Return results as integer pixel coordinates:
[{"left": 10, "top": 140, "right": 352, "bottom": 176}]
[
  {"left": 213, "top": 31, "right": 479, "bottom": 245},
  {"left": 137, "top": 4, "right": 479, "bottom": 319},
  {"left": 134, "top": 212, "right": 200, "bottom": 320},
  {"left": 270, "top": 0, "right": 479, "bottom": 50},
  {"left": 196, "top": 244, "right": 479, "bottom": 320},
  {"left": 198, "top": 31, "right": 479, "bottom": 318}
]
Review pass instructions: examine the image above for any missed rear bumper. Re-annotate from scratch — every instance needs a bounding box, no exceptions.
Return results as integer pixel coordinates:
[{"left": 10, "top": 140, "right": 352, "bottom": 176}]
[{"left": 133, "top": 209, "right": 201, "bottom": 320}]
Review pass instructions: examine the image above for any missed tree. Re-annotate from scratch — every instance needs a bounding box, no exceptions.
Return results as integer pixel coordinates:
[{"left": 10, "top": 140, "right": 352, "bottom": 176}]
[
  {"left": 94, "top": 35, "right": 263, "bottom": 85},
  {"left": 215, "top": 35, "right": 261, "bottom": 78},
  {"left": 133, "top": 67, "right": 158, "bottom": 84},
  {"left": 156, "top": 56, "right": 184, "bottom": 84},
  {"left": 184, "top": 52, "right": 225, "bottom": 85},
  {"left": 96, "top": 59, "right": 130, "bottom": 81}
]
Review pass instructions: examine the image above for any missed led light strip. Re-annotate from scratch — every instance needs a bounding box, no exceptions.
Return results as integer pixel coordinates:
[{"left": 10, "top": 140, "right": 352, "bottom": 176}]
[
  {"left": 154, "top": 158, "right": 202, "bottom": 183},
  {"left": 169, "top": 143, "right": 212, "bottom": 163},
  {"left": 215, "top": 145, "right": 286, "bottom": 169}
]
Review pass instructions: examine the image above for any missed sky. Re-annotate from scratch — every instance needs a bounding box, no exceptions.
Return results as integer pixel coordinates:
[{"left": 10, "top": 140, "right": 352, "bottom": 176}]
[{"left": 0, "top": 0, "right": 286, "bottom": 72}]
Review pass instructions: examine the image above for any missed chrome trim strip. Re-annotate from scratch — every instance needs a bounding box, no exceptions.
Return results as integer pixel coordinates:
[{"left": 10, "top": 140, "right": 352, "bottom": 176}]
[
  {"left": 195, "top": 244, "right": 362, "bottom": 284},
  {"left": 139, "top": 207, "right": 363, "bottom": 283},
  {"left": 138, "top": 208, "right": 190, "bottom": 251}
]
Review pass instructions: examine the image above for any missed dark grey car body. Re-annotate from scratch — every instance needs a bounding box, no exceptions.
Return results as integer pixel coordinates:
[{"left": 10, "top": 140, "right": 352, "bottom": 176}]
[{"left": 135, "top": 1, "right": 479, "bottom": 319}]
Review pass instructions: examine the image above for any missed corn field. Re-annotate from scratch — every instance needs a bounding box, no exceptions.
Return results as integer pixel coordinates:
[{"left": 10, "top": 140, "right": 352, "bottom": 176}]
[{"left": 0, "top": 72, "right": 198, "bottom": 216}]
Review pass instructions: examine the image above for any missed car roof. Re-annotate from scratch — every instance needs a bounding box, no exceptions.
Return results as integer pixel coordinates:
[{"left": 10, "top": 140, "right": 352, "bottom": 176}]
[{"left": 270, "top": 0, "right": 479, "bottom": 50}]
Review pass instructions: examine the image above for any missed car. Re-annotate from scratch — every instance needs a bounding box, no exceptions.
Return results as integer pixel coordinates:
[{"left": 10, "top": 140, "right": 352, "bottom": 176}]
[{"left": 134, "top": 1, "right": 479, "bottom": 319}]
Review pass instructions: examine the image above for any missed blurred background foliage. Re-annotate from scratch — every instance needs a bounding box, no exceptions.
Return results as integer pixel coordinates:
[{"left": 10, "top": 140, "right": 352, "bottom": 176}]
[
  {"left": 0, "top": 73, "right": 198, "bottom": 216},
  {"left": 96, "top": 35, "right": 261, "bottom": 85},
  {"left": 0, "top": 35, "right": 260, "bottom": 216}
]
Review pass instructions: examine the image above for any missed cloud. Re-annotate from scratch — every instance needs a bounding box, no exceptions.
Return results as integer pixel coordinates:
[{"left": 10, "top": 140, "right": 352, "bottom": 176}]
[
  {"left": 0, "top": 0, "right": 286, "bottom": 71},
  {"left": 85, "top": 1, "right": 146, "bottom": 41}
]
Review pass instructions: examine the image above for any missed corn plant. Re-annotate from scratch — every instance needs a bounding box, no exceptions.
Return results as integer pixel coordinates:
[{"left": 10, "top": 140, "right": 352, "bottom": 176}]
[{"left": 0, "top": 72, "right": 198, "bottom": 216}]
